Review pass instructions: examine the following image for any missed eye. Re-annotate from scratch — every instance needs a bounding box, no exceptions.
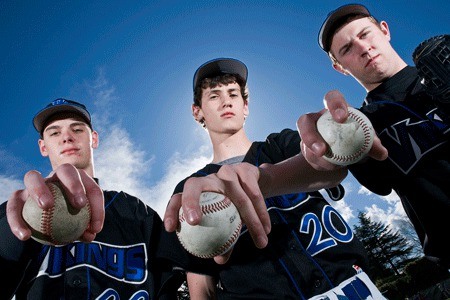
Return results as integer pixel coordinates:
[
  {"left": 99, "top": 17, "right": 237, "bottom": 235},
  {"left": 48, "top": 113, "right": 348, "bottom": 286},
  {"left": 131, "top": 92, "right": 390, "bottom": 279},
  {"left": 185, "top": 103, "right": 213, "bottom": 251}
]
[
  {"left": 342, "top": 45, "right": 351, "bottom": 55},
  {"left": 49, "top": 131, "right": 60, "bottom": 137}
]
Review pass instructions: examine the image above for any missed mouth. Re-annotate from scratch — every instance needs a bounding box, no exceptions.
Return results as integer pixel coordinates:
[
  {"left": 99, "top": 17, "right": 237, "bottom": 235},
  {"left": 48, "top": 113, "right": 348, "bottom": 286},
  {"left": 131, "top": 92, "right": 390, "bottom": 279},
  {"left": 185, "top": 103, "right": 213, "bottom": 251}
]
[
  {"left": 365, "top": 54, "right": 380, "bottom": 67},
  {"left": 61, "top": 148, "right": 79, "bottom": 155},
  {"left": 221, "top": 112, "right": 235, "bottom": 118}
]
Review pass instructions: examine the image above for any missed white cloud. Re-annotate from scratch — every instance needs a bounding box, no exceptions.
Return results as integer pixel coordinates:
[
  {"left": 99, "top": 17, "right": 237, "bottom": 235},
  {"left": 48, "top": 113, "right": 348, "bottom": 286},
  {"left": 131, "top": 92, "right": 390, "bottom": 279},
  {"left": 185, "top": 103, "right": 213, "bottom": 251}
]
[
  {"left": 0, "top": 176, "right": 24, "bottom": 204},
  {"left": 329, "top": 198, "right": 354, "bottom": 222},
  {"left": 144, "top": 150, "right": 212, "bottom": 218},
  {"left": 94, "top": 122, "right": 212, "bottom": 218},
  {"left": 88, "top": 71, "right": 213, "bottom": 218},
  {"left": 94, "top": 125, "right": 153, "bottom": 196}
]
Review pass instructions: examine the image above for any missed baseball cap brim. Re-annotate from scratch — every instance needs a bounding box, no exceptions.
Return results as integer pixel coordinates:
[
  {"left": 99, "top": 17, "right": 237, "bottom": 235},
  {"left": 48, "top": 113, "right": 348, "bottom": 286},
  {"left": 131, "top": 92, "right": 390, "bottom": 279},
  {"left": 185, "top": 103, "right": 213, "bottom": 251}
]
[
  {"left": 33, "top": 98, "right": 92, "bottom": 134},
  {"left": 193, "top": 58, "right": 248, "bottom": 90},
  {"left": 318, "top": 4, "right": 370, "bottom": 52}
]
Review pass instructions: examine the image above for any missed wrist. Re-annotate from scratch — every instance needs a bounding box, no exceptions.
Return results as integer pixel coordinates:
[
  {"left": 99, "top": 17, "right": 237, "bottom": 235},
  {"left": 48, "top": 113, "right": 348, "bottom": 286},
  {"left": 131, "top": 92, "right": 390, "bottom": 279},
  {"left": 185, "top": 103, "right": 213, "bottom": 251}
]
[{"left": 257, "top": 164, "right": 273, "bottom": 197}]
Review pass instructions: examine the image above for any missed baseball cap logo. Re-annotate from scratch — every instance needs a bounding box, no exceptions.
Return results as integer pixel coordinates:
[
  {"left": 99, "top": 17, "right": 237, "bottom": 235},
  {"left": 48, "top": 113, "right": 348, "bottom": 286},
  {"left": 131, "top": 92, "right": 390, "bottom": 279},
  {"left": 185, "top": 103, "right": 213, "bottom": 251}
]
[
  {"left": 50, "top": 98, "right": 85, "bottom": 109},
  {"left": 52, "top": 98, "right": 70, "bottom": 106}
]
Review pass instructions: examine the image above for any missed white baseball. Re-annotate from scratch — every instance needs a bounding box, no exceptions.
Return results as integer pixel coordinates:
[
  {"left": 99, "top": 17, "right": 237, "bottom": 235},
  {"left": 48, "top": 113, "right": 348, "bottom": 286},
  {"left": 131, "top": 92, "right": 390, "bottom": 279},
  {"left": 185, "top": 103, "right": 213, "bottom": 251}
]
[
  {"left": 316, "top": 107, "right": 374, "bottom": 166},
  {"left": 176, "top": 191, "right": 242, "bottom": 259},
  {"left": 22, "top": 182, "right": 91, "bottom": 245}
]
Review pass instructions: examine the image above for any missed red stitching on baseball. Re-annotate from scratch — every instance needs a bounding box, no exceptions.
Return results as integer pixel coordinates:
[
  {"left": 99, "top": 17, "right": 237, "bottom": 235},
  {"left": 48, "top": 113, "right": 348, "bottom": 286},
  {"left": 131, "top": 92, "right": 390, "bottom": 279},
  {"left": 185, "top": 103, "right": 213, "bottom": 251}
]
[
  {"left": 326, "top": 110, "right": 371, "bottom": 163},
  {"left": 177, "top": 195, "right": 241, "bottom": 258}
]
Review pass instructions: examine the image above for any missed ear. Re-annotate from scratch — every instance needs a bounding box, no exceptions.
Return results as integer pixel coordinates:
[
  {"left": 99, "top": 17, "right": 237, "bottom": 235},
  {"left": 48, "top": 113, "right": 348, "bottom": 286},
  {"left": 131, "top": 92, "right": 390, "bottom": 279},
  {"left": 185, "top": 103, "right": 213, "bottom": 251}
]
[
  {"left": 379, "top": 21, "right": 391, "bottom": 41},
  {"left": 91, "top": 130, "right": 99, "bottom": 149},
  {"left": 38, "top": 139, "right": 49, "bottom": 157},
  {"left": 192, "top": 104, "right": 203, "bottom": 122},
  {"left": 333, "top": 62, "right": 349, "bottom": 75},
  {"left": 243, "top": 100, "right": 249, "bottom": 117}
]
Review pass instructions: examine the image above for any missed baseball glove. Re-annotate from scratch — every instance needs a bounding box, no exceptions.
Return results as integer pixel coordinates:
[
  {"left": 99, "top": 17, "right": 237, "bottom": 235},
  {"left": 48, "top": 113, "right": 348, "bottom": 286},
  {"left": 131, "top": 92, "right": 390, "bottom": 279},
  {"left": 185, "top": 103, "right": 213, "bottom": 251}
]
[{"left": 412, "top": 34, "right": 450, "bottom": 103}]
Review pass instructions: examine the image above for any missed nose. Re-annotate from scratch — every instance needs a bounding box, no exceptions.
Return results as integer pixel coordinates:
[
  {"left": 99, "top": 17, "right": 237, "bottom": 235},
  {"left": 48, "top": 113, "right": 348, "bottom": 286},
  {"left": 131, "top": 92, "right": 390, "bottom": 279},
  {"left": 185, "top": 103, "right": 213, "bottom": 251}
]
[
  {"left": 222, "top": 95, "right": 232, "bottom": 107},
  {"left": 61, "top": 130, "right": 75, "bottom": 143},
  {"left": 356, "top": 40, "right": 372, "bottom": 57}
]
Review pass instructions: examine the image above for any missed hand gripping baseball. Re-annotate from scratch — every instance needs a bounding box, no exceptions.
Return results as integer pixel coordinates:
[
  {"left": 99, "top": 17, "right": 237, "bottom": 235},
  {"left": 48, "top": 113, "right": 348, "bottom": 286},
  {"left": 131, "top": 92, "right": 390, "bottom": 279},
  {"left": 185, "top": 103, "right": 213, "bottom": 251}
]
[
  {"left": 316, "top": 107, "right": 374, "bottom": 166},
  {"left": 22, "top": 181, "right": 91, "bottom": 245},
  {"left": 177, "top": 192, "right": 242, "bottom": 259}
]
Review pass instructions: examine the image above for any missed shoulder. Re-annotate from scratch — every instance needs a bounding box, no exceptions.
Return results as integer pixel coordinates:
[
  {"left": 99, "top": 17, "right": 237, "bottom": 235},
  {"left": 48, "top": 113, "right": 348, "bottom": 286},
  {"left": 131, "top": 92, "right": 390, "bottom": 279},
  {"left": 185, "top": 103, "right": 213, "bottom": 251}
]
[
  {"left": 264, "top": 128, "right": 298, "bottom": 143},
  {"left": 246, "top": 129, "right": 300, "bottom": 164},
  {"left": 265, "top": 128, "right": 299, "bottom": 146}
]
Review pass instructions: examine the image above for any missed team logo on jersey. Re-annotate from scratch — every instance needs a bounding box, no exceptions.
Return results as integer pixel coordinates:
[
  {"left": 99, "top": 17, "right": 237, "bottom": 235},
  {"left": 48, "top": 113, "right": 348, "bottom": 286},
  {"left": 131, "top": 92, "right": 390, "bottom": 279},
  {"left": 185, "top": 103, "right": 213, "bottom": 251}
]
[
  {"left": 366, "top": 102, "right": 449, "bottom": 174},
  {"left": 36, "top": 241, "right": 148, "bottom": 283}
]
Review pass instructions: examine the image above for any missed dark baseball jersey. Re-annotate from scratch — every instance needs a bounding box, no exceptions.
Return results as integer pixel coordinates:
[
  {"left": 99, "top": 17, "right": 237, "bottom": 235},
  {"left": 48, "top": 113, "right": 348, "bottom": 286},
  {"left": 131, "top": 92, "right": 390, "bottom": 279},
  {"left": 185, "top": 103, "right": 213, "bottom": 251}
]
[
  {"left": 350, "top": 66, "right": 450, "bottom": 267},
  {"left": 173, "top": 129, "right": 384, "bottom": 299},
  {"left": 0, "top": 186, "right": 189, "bottom": 300}
]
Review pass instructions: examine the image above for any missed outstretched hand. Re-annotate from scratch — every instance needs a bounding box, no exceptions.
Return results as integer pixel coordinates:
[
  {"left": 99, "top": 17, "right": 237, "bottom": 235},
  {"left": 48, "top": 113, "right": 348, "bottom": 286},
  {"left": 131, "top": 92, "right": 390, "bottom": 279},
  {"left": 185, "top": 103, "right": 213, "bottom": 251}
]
[
  {"left": 164, "top": 163, "right": 271, "bottom": 264},
  {"left": 7, "top": 163, "right": 104, "bottom": 243},
  {"left": 297, "top": 90, "right": 388, "bottom": 170}
]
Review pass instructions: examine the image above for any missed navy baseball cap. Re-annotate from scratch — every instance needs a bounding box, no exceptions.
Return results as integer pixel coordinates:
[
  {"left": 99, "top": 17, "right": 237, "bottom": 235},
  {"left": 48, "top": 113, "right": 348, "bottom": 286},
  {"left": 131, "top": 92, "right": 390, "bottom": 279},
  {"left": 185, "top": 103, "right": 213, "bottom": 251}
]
[
  {"left": 33, "top": 98, "right": 92, "bottom": 134},
  {"left": 318, "top": 4, "right": 371, "bottom": 52},
  {"left": 193, "top": 58, "right": 248, "bottom": 91}
]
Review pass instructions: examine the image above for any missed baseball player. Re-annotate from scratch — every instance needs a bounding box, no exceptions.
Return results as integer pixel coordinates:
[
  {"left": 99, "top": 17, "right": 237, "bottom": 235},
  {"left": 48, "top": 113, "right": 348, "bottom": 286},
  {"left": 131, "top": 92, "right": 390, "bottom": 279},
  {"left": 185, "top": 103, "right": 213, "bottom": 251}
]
[
  {"left": 299, "top": 4, "right": 450, "bottom": 268},
  {"left": 168, "top": 58, "right": 386, "bottom": 299},
  {"left": 1, "top": 99, "right": 190, "bottom": 299}
]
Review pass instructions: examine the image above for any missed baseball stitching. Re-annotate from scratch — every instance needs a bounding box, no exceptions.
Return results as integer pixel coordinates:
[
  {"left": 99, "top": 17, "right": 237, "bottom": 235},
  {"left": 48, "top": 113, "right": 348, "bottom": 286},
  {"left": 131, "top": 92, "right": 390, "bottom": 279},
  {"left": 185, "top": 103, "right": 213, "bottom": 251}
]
[
  {"left": 178, "top": 196, "right": 242, "bottom": 258},
  {"left": 44, "top": 183, "right": 91, "bottom": 244},
  {"left": 40, "top": 184, "right": 58, "bottom": 244},
  {"left": 325, "top": 109, "right": 372, "bottom": 164}
]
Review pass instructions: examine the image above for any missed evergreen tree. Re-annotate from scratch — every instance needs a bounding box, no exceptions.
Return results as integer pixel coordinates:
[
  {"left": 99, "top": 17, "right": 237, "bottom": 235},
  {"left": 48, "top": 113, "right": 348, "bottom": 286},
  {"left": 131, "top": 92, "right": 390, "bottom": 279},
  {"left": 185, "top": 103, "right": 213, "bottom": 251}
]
[
  {"left": 396, "top": 218, "right": 423, "bottom": 259},
  {"left": 353, "top": 211, "right": 417, "bottom": 281}
]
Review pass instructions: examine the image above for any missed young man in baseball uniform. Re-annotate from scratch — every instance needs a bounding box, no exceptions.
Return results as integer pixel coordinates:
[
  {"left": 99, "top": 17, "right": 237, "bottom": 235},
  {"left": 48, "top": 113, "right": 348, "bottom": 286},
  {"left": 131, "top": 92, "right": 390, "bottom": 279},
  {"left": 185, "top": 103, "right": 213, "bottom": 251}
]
[
  {"left": 298, "top": 4, "right": 450, "bottom": 268},
  {"left": 1, "top": 99, "right": 189, "bottom": 299},
  {"left": 167, "top": 58, "right": 386, "bottom": 299}
]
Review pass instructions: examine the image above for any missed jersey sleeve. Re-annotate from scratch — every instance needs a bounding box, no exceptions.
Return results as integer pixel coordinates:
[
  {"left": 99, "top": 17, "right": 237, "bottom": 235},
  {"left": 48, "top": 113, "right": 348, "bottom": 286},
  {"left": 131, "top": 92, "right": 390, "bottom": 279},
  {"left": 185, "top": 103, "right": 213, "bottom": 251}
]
[
  {"left": 264, "top": 128, "right": 301, "bottom": 162},
  {"left": 348, "top": 160, "right": 393, "bottom": 195}
]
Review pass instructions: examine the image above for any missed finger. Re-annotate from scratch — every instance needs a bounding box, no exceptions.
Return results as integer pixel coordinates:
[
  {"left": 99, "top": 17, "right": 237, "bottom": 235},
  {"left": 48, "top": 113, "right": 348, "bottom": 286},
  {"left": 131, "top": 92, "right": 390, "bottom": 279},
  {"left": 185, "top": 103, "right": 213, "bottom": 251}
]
[
  {"left": 79, "top": 230, "right": 97, "bottom": 243},
  {"left": 214, "top": 248, "right": 233, "bottom": 264},
  {"left": 78, "top": 170, "right": 104, "bottom": 236},
  {"left": 6, "top": 189, "right": 31, "bottom": 240},
  {"left": 8, "top": 170, "right": 54, "bottom": 240},
  {"left": 217, "top": 165, "right": 268, "bottom": 249},
  {"left": 49, "top": 165, "right": 99, "bottom": 242},
  {"left": 24, "top": 170, "right": 54, "bottom": 209},
  {"left": 49, "top": 164, "right": 88, "bottom": 209},
  {"left": 164, "top": 193, "right": 182, "bottom": 232},
  {"left": 181, "top": 177, "right": 218, "bottom": 225},
  {"left": 297, "top": 111, "right": 328, "bottom": 157},
  {"left": 51, "top": 165, "right": 104, "bottom": 241},
  {"left": 368, "top": 135, "right": 389, "bottom": 161},
  {"left": 323, "top": 90, "right": 349, "bottom": 123},
  {"left": 300, "top": 141, "right": 340, "bottom": 171}
]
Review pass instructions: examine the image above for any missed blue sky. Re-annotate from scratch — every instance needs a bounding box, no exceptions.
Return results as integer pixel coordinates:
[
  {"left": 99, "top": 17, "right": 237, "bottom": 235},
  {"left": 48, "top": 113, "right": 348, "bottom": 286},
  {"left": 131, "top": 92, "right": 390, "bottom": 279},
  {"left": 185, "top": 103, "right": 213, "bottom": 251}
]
[{"left": 1, "top": 1, "right": 448, "bottom": 235}]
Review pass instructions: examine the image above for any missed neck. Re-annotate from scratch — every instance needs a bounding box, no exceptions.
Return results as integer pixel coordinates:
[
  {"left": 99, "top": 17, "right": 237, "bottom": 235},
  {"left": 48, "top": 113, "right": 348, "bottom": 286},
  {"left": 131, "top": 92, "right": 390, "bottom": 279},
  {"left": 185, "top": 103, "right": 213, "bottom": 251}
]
[
  {"left": 209, "top": 128, "right": 252, "bottom": 163},
  {"left": 51, "top": 163, "right": 95, "bottom": 179}
]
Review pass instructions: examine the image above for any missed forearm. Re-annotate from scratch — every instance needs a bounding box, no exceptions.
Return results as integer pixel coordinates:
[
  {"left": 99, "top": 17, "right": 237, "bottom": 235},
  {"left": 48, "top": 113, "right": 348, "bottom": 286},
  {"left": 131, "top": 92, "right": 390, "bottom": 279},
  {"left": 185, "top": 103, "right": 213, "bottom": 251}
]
[
  {"left": 258, "top": 154, "right": 347, "bottom": 198},
  {"left": 187, "top": 272, "right": 217, "bottom": 300}
]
